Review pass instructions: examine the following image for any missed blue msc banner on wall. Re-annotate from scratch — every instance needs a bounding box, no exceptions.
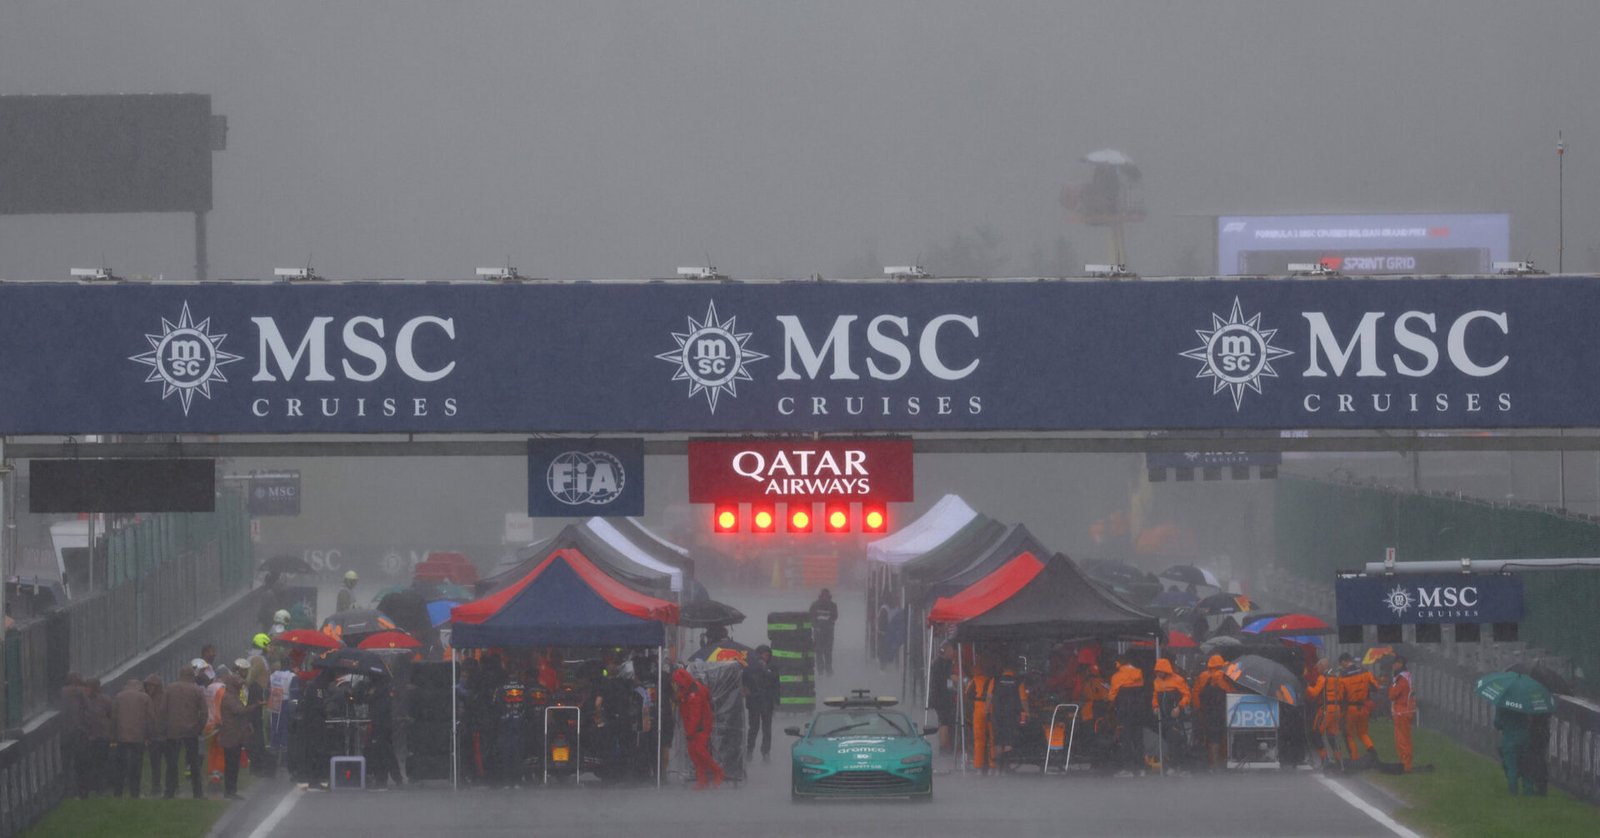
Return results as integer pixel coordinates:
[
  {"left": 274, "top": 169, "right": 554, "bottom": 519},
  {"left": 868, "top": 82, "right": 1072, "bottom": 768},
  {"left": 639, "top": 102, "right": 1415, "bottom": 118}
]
[
  {"left": 1335, "top": 573, "right": 1524, "bottom": 625},
  {"left": 0, "top": 277, "right": 1593, "bottom": 434},
  {"left": 527, "top": 438, "right": 644, "bottom": 517}
]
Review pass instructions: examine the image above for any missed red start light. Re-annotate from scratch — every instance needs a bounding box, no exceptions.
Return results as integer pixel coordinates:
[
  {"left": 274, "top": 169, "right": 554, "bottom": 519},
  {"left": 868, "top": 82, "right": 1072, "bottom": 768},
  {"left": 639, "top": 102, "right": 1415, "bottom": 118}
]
[
  {"left": 825, "top": 502, "right": 850, "bottom": 533},
  {"left": 862, "top": 503, "right": 888, "bottom": 533},
  {"left": 713, "top": 504, "right": 739, "bottom": 533},
  {"left": 752, "top": 503, "right": 777, "bottom": 533},
  {"left": 788, "top": 504, "right": 813, "bottom": 533}
]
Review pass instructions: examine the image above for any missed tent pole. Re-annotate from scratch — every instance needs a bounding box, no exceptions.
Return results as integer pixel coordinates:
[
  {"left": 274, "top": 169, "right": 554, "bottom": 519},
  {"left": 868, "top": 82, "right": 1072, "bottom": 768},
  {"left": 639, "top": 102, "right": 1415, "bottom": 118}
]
[
  {"left": 451, "top": 651, "right": 458, "bottom": 791},
  {"left": 956, "top": 641, "right": 966, "bottom": 775},
  {"left": 923, "top": 628, "right": 934, "bottom": 728},
  {"left": 656, "top": 645, "right": 664, "bottom": 789}
]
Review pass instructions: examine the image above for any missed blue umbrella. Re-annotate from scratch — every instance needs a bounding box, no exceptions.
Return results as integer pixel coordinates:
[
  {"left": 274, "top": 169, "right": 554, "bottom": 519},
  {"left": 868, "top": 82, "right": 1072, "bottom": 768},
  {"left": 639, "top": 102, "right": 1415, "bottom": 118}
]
[{"left": 427, "top": 599, "right": 461, "bottom": 627}]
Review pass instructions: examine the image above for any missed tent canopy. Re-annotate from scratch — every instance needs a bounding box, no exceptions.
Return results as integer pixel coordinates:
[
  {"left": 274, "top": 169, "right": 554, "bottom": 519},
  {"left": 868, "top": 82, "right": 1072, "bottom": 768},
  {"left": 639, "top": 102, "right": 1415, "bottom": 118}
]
[
  {"left": 919, "top": 524, "right": 1050, "bottom": 601},
  {"left": 451, "top": 548, "right": 678, "bottom": 648},
  {"left": 929, "top": 552, "right": 1160, "bottom": 642},
  {"left": 585, "top": 517, "right": 684, "bottom": 592},
  {"left": 480, "top": 523, "right": 674, "bottom": 595},
  {"left": 866, "top": 495, "right": 981, "bottom": 566}
]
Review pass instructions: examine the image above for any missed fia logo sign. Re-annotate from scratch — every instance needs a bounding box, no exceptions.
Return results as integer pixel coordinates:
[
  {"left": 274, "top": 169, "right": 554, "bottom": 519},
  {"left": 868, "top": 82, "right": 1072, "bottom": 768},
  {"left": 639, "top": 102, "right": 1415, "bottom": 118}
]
[
  {"left": 656, "top": 301, "right": 768, "bottom": 412},
  {"left": 545, "top": 450, "right": 626, "bottom": 506},
  {"left": 128, "top": 302, "right": 243, "bottom": 415},
  {"left": 1180, "top": 298, "right": 1294, "bottom": 410}
]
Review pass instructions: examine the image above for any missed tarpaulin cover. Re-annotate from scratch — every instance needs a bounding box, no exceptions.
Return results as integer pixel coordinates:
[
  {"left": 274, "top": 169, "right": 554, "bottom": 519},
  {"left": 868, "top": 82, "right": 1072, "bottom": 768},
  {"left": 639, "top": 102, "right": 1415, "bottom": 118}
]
[
  {"left": 933, "top": 552, "right": 1161, "bottom": 642},
  {"left": 450, "top": 548, "right": 677, "bottom": 648},
  {"left": 668, "top": 661, "right": 747, "bottom": 784},
  {"left": 866, "top": 494, "right": 980, "bottom": 566}
]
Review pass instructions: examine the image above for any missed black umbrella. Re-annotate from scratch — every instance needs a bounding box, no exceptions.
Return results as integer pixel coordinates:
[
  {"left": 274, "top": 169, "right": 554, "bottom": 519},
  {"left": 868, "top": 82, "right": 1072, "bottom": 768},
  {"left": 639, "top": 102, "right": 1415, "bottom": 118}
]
[
  {"left": 678, "top": 599, "right": 746, "bottom": 629},
  {"left": 1159, "top": 564, "right": 1221, "bottom": 589},
  {"left": 1223, "top": 654, "right": 1303, "bottom": 706},
  {"left": 259, "top": 554, "right": 313, "bottom": 574},
  {"left": 1195, "top": 593, "right": 1255, "bottom": 616},
  {"left": 1508, "top": 660, "right": 1574, "bottom": 695},
  {"left": 315, "top": 648, "right": 391, "bottom": 678},
  {"left": 376, "top": 591, "right": 436, "bottom": 643}
]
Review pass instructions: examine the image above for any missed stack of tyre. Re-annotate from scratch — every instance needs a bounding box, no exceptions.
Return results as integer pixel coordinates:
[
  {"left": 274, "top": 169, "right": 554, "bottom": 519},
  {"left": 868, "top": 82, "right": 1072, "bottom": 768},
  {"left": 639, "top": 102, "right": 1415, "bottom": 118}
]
[{"left": 767, "top": 611, "right": 816, "bottom": 714}]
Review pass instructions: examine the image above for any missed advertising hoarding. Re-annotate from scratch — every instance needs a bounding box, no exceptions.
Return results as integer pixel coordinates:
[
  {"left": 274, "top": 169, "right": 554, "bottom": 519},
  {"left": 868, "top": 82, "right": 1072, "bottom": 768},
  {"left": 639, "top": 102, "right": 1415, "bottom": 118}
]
[
  {"left": 688, "top": 439, "right": 913, "bottom": 503},
  {"left": 1335, "top": 573, "right": 1524, "bottom": 625},
  {"left": 1217, "top": 214, "right": 1510, "bottom": 276},
  {"left": 527, "top": 438, "right": 644, "bottom": 517}
]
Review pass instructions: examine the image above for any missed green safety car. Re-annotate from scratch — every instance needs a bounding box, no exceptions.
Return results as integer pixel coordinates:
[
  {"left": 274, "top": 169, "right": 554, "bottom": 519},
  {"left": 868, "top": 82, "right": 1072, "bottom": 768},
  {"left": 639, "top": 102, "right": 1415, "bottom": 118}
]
[{"left": 787, "top": 690, "right": 935, "bottom": 802}]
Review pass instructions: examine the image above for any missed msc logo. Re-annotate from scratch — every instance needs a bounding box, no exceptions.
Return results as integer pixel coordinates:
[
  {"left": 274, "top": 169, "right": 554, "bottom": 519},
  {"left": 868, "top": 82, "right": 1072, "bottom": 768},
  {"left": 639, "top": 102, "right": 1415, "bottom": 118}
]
[
  {"left": 545, "top": 450, "right": 626, "bottom": 506},
  {"left": 1383, "top": 585, "right": 1415, "bottom": 618},
  {"left": 656, "top": 301, "right": 768, "bottom": 413},
  {"left": 1180, "top": 297, "right": 1294, "bottom": 410},
  {"left": 128, "top": 302, "right": 243, "bottom": 415}
]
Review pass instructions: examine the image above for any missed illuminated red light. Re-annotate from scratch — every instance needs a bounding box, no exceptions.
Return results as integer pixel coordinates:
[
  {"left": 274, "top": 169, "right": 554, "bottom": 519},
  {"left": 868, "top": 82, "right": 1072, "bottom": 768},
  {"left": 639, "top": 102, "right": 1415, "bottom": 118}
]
[
  {"left": 788, "top": 504, "right": 813, "bottom": 533},
  {"left": 714, "top": 504, "right": 739, "bottom": 533},
  {"left": 752, "top": 503, "right": 777, "bottom": 533},
  {"left": 825, "top": 502, "right": 850, "bottom": 533},
  {"left": 863, "top": 504, "right": 888, "bottom": 533}
]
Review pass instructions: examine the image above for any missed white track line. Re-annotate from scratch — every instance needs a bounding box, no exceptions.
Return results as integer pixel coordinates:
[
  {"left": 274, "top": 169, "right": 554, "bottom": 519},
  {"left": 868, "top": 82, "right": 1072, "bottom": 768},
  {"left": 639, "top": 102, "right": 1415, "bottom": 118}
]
[
  {"left": 245, "top": 786, "right": 305, "bottom": 838},
  {"left": 1315, "top": 775, "right": 1423, "bottom": 838}
]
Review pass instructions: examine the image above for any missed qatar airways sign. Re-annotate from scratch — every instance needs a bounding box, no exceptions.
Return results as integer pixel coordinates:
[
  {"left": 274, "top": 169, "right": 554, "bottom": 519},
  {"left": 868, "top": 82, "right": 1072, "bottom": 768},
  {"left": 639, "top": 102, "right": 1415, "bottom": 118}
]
[{"left": 687, "top": 439, "right": 914, "bottom": 503}]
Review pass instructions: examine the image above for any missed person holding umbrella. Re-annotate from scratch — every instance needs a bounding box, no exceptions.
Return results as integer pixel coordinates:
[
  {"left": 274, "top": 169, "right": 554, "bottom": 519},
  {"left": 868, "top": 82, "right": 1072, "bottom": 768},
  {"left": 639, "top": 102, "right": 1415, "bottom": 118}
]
[
  {"left": 1493, "top": 703, "right": 1534, "bottom": 795},
  {"left": 1477, "top": 671, "right": 1554, "bottom": 796}
]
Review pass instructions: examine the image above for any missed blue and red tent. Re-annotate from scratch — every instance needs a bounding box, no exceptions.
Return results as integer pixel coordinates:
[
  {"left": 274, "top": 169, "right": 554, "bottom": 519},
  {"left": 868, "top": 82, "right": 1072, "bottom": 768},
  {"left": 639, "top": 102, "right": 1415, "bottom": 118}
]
[{"left": 450, "top": 548, "right": 679, "bottom": 648}]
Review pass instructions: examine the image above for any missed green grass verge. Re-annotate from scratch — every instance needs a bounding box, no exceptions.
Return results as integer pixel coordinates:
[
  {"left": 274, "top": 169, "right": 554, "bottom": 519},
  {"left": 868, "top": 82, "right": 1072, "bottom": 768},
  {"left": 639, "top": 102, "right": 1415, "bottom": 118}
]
[
  {"left": 1365, "top": 717, "right": 1600, "bottom": 838},
  {"left": 24, "top": 797, "right": 230, "bottom": 838}
]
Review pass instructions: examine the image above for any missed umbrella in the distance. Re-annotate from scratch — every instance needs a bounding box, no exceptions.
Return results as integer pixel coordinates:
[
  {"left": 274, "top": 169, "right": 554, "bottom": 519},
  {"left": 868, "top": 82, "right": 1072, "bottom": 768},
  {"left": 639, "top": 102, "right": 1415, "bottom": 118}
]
[
  {"left": 271, "top": 628, "right": 342, "bottom": 650},
  {"left": 1362, "top": 646, "right": 1395, "bottom": 666},
  {"left": 321, "top": 609, "right": 398, "bottom": 644},
  {"left": 1195, "top": 593, "right": 1255, "bottom": 616},
  {"left": 426, "top": 599, "right": 461, "bottom": 627},
  {"left": 1243, "top": 614, "right": 1333, "bottom": 636},
  {"left": 678, "top": 599, "right": 747, "bottom": 629},
  {"left": 1224, "top": 654, "right": 1302, "bottom": 706},
  {"left": 315, "top": 648, "right": 392, "bottom": 678},
  {"left": 357, "top": 631, "right": 422, "bottom": 651},
  {"left": 1475, "top": 671, "right": 1554, "bottom": 715},
  {"left": 1159, "top": 565, "right": 1221, "bottom": 589},
  {"left": 259, "top": 554, "right": 314, "bottom": 575},
  {"left": 1507, "top": 661, "right": 1574, "bottom": 696}
]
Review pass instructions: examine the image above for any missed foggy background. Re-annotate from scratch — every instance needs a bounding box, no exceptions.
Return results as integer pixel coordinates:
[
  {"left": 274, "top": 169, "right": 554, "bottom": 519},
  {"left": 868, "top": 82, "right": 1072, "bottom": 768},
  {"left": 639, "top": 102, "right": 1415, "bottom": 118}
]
[
  {"left": 2, "top": 1, "right": 1596, "bottom": 282},
  {"left": 4, "top": 1, "right": 1597, "bottom": 585}
]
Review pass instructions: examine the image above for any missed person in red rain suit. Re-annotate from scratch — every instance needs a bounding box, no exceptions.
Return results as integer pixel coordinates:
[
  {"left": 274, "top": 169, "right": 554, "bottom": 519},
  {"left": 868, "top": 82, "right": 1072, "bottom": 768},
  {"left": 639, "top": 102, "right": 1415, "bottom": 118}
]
[{"left": 673, "top": 669, "right": 723, "bottom": 789}]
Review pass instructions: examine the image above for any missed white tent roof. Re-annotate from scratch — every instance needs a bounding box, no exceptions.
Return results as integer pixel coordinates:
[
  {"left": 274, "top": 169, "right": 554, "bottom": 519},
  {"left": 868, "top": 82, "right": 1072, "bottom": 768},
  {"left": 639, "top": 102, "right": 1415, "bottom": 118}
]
[
  {"left": 627, "top": 517, "right": 690, "bottom": 559},
  {"left": 586, "top": 517, "right": 684, "bottom": 592},
  {"left": 865, "top": 495, "right": 980, "bottom": 566}
]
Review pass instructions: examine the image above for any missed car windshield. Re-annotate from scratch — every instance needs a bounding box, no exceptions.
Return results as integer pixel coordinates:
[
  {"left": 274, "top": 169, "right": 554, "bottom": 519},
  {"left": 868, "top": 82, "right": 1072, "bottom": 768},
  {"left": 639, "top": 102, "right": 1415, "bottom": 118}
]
[{"left": 811, "top": 709, "right": 915, "bottom": 738}]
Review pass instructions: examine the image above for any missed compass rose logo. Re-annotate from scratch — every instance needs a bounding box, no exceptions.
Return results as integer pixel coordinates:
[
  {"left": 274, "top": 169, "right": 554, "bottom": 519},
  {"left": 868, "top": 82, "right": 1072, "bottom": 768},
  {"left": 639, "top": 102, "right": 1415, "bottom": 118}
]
[
  {"left": 655, "top": 301, "right": 767, "bottom": 413},
  {"left": 1383, "top": 584, "right": 1415, "bottom": 618},
  {"left": 1180, "top": 297, "right": 1294, "bottom": 410},
  {"left": 128, "top": 302, "right": 243, "bottom": 415}
]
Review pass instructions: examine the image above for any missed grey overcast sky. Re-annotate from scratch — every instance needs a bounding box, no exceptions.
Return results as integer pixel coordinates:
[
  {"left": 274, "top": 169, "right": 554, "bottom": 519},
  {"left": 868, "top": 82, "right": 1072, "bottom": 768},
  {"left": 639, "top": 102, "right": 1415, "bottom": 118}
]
[{"left": 1, "top": 1, "right": 1595, "bottom": 281}]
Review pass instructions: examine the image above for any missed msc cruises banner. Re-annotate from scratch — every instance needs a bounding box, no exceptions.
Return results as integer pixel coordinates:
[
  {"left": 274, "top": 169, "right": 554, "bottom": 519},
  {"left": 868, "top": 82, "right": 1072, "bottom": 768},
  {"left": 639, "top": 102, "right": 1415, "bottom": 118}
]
[
  {"left": 0, "top": 278, "right": 1594, "bottom": 434},
  {"left": 1336, "top": 573, "right": 1524, "bottom": 625}
]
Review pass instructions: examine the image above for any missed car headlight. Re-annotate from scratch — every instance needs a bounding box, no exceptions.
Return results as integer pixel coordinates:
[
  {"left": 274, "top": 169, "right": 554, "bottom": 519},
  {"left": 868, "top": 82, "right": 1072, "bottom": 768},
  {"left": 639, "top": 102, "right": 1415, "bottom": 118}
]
[
  {"left": 797, "top": 755, "right": 825, "bottom": 765},
  {"left": 900, "top": 753, "right": 928, "bottom": 765}
]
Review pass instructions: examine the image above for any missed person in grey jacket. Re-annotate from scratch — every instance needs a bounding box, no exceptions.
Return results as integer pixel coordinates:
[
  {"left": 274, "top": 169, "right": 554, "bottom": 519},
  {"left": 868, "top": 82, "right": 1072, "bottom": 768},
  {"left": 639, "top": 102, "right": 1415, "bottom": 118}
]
[{"left": 162, "top": 664, "right": 209, "bottom": 798}]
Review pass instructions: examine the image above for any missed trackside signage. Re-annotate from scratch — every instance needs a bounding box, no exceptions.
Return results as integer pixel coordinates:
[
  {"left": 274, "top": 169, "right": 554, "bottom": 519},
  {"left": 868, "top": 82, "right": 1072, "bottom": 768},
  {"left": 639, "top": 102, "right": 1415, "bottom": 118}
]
[
  {"left": 687, "top": 440, "right": 913, "bottom": 503},
  {"left": 527, "top": 438, "right": 644, "bottom": 517},
  {"left": 1335, "top": 573, "right": 1524, "bottom": 625},
  {"left": 1, "top": 278, "right": 1598, "bottom": 433}
]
